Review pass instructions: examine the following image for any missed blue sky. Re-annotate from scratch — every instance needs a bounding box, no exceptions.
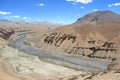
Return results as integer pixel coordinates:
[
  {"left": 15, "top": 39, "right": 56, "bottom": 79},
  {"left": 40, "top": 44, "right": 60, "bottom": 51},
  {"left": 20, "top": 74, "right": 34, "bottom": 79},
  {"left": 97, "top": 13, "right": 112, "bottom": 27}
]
[{"left": 0, "top": 0, "right": 120, "bottom": 24}]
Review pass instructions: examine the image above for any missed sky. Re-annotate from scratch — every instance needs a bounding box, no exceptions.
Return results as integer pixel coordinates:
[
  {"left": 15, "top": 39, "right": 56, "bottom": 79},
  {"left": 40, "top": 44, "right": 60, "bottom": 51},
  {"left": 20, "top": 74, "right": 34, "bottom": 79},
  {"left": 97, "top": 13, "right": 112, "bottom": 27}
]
[{"left": 0, "top": 0, "right": 120, "bottom": 24}]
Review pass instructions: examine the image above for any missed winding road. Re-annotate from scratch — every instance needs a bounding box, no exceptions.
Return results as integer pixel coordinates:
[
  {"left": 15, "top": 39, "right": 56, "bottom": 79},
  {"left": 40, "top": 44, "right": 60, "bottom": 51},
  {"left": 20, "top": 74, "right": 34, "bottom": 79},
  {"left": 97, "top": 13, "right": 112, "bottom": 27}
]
[{"left": 9, "top": 34, "right": 112, "bottom": 72}]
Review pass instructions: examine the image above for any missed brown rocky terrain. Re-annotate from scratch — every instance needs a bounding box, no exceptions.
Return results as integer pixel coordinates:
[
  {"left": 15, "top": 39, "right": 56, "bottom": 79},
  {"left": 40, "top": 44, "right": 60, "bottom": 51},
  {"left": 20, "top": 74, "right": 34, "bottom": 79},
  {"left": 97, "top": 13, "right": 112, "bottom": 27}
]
[
  {"left": 0, "top": 21, "right": 65, "bottom": 80},
  {"left": 27, "top": 11, "right": 120, "bottom": 72},
  {"left": 74, "top": 11, "right": 120, "bottom": 25},
  {"left": 1, "top": 11, "right": 120, "bottom": 80},
  {"left": 0, "top": 20, "right": 56, "bottom": 45},
  {"left": 24, "top": 10, "right": 120, "bottom": 80}
]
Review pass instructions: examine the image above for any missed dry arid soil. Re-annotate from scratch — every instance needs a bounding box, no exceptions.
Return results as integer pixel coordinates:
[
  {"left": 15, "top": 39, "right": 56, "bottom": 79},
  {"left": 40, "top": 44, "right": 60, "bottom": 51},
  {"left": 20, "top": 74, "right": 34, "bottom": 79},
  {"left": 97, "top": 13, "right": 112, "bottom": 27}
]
[{"left": 1, "top": 11, "right": 120, "bottom": 80}]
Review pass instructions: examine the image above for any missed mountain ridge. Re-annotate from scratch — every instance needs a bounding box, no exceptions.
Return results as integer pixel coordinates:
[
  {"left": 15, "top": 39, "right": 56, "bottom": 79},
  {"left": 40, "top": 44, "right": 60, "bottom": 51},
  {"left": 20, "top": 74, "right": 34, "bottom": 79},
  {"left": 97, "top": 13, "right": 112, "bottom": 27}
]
[
  {"left": 30, "top": 11, "right": 120, "bottom": 66},
  {"left": 74, "top": 10, "right": 120, "bottom": 25}
]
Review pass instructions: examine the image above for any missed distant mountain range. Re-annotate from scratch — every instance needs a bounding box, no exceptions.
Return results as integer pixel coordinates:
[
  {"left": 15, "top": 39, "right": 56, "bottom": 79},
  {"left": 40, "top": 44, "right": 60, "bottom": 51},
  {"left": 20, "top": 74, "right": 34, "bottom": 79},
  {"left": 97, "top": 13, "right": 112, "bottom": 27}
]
[{"left": 0, "top": 19, "right": 63, "bottom": 28}]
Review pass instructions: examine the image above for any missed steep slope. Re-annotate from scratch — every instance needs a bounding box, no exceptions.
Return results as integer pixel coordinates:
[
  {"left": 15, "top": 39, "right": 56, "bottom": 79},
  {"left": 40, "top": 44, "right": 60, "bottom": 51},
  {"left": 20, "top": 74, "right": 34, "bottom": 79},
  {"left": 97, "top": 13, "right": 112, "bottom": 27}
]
[
  {"left": 27, "top": 11, "right": 120, "bottom": 70},
  {"left": 0, "top": 20, "right": 62, "bottom": 45},
  {"left": 74, "top": 11, "right": 120, "bottom": 25}
]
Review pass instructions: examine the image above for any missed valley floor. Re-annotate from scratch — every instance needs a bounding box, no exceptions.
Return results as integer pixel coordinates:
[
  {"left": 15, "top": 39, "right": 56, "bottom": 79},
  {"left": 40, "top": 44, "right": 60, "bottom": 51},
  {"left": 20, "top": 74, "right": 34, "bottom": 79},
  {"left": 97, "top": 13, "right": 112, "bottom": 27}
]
[
  {"left": 9, "top": 34, "right": 111, "bottom": 72},
  {"left": 0, "top": 30, "right": 120, "bottom": 80},
  {"left": 0, "top": 45, "right": 84, "bottom": 80}
]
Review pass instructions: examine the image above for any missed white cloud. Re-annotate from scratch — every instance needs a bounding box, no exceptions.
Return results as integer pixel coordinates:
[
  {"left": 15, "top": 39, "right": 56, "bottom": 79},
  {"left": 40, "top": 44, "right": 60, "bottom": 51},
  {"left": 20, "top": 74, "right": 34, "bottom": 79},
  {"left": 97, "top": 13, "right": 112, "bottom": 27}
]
[
  {"left": 66, "top": 0, "right": 93, "bottom": 4},
  {"left": 81, "top": 6, "right": 85, "bottom": 9},
  {"left": 108, "top": 2, "right": 120, "bottom": 7},
  {"left": 0, "top": 11, "right": 11, "bottom": 15},
  {"left": 108, "top": 5, "right": 112, "bottom": 7},
  {"left": 114, "top": 2, "right": 120, "bottom": 6},
  {"left": 66, "top": 0, "right": 74, "bottom": 1},
  {"left": 3, "top": 15, "right": 20, "bottom": 18},
  {"left": 72, "top": 3, "right": 77, "bottom": 5},
  {"left": 23, "top": 17, "right": 31, "bottom": 20},
  {"left": 37, "top": 3, "right": 44, "bottom": 7},
  {"left": 93, "top": 9, "right": 98, "bottom": 12}
]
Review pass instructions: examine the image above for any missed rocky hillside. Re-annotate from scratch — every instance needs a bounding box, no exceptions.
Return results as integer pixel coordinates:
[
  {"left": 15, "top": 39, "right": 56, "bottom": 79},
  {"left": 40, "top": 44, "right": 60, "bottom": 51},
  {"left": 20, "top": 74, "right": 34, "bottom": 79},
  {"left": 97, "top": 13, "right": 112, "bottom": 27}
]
[
  {"left": 0, "top": 19, "right": 61, "bottom": 44},
  {"left": 74, "top": 11, "right": 120, "bottom": 25},
  {"left": 28, "top": 11, "right": 120, "bottom": 70},
  {"left": 1, "top": 11, "right": 120, "bottom": 80},
  {"left": 0, "top": 28, "right": 15, "bottom": 40}
]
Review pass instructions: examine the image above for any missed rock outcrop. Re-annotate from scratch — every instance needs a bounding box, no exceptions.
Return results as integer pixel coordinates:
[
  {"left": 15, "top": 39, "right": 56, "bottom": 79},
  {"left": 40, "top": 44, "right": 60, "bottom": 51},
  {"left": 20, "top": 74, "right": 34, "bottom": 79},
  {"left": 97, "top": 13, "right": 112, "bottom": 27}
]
[
  {"left": 28, "top": 11, "right": 120, "bottom": 70},
  {"left": 0, "top": 28, "right": 14, "bottom": 40}
]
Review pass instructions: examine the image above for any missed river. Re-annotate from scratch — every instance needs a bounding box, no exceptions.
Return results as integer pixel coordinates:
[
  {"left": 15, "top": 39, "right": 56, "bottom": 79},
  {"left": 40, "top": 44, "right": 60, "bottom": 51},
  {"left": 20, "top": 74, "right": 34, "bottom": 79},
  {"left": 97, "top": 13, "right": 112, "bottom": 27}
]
[{"left": 9, "top": 34, "right": 112, "bottom": 72}]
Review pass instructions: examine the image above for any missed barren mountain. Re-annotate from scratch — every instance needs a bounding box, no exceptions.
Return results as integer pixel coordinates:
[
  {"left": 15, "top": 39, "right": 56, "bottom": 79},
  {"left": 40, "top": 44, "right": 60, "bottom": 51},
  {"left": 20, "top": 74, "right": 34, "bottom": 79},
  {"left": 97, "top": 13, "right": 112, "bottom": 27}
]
[
  {"left": 74, "top": 11, "right": 120, "bottom": 25},
  {"left": 28, "top": 11, "right": 120, "bottom": 70},
  {"left": 1, "top": 11, "right": 120, "bottom": 80}
]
